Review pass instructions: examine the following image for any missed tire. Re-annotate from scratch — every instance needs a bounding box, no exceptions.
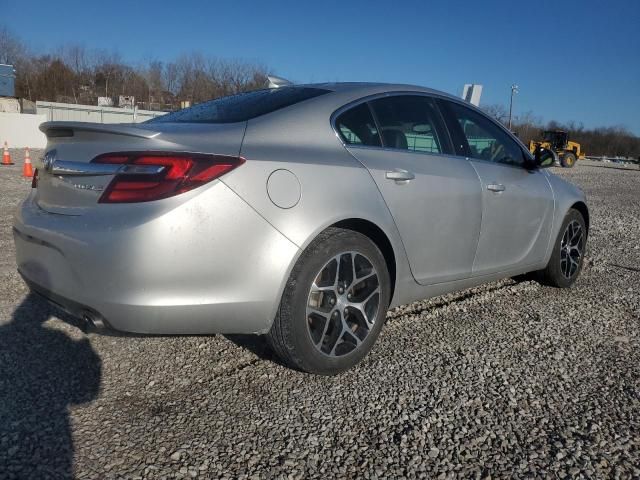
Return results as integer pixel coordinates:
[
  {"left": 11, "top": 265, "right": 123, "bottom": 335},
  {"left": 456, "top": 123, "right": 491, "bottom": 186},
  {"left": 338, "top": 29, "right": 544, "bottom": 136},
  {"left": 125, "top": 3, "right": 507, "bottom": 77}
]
[
  {"left": 538, "top": 209, "right": 587, "bottom": 288},
  {"left": 561, "top": 152, "right": 577, "bottom": 168},
  {"left": 267, "top": 228, "right": 391, "bottom": 375}
]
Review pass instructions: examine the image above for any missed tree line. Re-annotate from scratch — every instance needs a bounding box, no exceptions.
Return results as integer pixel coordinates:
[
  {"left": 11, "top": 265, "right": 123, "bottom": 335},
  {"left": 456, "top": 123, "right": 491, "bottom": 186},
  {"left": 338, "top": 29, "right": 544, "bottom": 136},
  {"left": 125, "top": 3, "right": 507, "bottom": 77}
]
[
  {"left": 0, "top": 26, "right": 268, "bottom": 111},
  {"left": 482, "top": 105, "right": 640, "bottom": 159}
]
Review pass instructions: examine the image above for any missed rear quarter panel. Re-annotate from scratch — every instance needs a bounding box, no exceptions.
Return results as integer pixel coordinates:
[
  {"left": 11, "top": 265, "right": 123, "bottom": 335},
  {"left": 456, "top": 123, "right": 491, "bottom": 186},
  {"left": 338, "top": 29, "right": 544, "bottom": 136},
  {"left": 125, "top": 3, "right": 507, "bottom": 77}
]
[{"left": 220, "top": 92, "right": 420, "bottom": 308}]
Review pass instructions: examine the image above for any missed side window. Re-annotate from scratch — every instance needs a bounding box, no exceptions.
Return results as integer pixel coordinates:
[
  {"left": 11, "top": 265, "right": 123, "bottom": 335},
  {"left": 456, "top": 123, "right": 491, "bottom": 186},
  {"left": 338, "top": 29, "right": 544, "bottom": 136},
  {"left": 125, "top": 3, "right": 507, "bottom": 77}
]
[
  {"left": 335, "top": 103, "right": 381, "bottom": 147},
  {"left": 446, "top": 101, "right": 525, "bottom": 166},
  {"left": 370, "top": 95, "right": 445, "bottom": 154}
]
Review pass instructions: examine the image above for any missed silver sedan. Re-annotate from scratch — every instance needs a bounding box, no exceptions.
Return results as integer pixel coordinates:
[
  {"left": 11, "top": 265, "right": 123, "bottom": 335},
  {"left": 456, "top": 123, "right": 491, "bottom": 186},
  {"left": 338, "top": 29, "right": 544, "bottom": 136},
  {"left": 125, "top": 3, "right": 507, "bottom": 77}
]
[{"left": 13, "top": 82, "right": 588, "bottom": 374}]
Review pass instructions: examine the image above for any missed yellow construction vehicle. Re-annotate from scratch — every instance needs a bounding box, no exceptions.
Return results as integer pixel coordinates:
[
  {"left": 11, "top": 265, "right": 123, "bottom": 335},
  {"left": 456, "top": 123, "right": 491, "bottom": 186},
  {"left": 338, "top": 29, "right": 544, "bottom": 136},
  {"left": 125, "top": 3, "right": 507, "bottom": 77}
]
[{"left": 529, "top": 130, "right": 585, "bottom": 168}]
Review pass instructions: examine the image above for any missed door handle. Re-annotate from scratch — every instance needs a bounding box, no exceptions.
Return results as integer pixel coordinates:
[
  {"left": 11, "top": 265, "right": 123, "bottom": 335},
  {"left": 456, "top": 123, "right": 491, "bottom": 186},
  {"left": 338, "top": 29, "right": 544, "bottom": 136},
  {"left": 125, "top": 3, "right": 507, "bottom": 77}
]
[
  {"left": 487, "top": 183, "right": 505, "bottom": 192},
  {"left": 385, "top": 169, "right": 415, "bottom": 182}
]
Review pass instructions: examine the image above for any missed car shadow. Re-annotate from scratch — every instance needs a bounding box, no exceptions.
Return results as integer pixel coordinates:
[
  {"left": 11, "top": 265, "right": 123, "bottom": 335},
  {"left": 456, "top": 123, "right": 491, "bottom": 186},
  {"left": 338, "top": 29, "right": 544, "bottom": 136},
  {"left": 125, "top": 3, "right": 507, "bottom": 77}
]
[
  {"left": 223, "top": 334, "right": 289, "bottom": 368},
  {"left": 0, "top": 289, "right": 102, "bottom": 478}
]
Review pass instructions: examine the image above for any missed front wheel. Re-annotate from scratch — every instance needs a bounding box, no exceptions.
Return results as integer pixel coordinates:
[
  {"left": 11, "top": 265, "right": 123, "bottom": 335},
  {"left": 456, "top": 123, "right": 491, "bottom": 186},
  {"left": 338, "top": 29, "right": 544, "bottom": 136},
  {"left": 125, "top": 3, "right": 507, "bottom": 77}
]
[
  {"left": 538, "top": 209, "right": 587, "bottom": 287},
  {"left": 561, "top": 152, "right": 577, "bottom": 168},
  {"left": 267, "top": 228, "right": 391, "bottom": 375}
]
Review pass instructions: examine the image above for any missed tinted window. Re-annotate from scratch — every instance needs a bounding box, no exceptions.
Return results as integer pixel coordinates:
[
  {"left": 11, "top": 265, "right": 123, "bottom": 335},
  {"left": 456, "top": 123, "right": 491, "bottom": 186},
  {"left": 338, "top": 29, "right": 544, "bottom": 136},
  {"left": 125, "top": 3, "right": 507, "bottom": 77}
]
[
  {"left": 447, "top": 101, "right": 525, "bottom": 166},
  {"left": 370, "top": 95, "right": 445, "bottom": 154},
  {"left": 335, "top": 103, "right": 382, "bottom": 147},
  {"left": 150, "top": 87, "right": 330, "bottom": 124}
]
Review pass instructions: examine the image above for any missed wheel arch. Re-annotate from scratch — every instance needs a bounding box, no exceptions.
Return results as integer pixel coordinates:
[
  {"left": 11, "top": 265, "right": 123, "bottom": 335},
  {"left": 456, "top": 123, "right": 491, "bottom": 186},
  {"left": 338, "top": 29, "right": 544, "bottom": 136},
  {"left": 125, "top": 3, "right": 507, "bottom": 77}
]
[
  {"left": 571, "top": 201, "right": 590, "bottom": 233},
  {"left": 331, "top": 218, "right": 397, "bottom": 301}
]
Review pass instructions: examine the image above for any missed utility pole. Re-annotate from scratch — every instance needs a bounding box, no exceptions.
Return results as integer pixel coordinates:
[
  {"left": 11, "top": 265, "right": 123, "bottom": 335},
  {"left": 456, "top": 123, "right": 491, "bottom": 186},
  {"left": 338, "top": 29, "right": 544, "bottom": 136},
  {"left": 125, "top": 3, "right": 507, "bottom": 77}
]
[{"left": 508, "top": 84, "right": 519, "bottom": 130}]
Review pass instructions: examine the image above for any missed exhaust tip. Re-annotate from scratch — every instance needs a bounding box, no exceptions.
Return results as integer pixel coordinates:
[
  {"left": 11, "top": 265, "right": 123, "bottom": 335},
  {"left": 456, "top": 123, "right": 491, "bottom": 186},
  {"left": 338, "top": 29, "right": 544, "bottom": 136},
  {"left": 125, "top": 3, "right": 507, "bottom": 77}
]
[{"left": 82, "top": 313, "right": 106, "bottom": 330}]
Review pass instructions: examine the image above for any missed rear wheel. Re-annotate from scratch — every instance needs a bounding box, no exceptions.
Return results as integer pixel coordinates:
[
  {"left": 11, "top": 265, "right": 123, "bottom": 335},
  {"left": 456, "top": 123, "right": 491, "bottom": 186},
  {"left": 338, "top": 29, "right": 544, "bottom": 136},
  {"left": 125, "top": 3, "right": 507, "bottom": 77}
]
[
  {"left": 267, "top": 228, "right": 391, "bottom": 375},
  {"left": 561, "top": 152, "right": 577, "bottom": 168},
  {"left": 538, "top": 209, "right": 586, "bottom": 287}
]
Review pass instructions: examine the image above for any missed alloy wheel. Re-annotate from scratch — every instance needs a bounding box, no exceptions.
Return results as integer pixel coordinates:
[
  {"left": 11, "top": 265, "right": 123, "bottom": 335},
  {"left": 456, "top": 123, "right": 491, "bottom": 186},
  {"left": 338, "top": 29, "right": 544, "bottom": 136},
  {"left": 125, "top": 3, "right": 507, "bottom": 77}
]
[
  {"left": 560, "top": 220, "right": 584, "bottom": 279},
  {"left": 306, "top": 251, "right": 381, "bottom": 357}
]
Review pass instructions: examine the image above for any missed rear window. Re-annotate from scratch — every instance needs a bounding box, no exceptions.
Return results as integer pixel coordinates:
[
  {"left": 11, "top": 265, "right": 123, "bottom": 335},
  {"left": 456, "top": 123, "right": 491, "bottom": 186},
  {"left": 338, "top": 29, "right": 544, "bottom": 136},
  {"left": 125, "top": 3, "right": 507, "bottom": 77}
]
[
  {"left": 334, "top": 103, "right": 382, "bottom": 147},
  {"left": 149, "top": 87, "right": 330, "bottom": 124}
]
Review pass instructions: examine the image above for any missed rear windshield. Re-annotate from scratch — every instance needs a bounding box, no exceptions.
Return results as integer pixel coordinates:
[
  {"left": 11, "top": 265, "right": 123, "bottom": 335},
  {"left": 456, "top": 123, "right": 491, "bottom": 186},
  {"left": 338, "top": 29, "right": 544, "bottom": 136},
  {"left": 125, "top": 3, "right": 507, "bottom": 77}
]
[{"left": 149, "top": 87, "right": 330, "bottom": 124}]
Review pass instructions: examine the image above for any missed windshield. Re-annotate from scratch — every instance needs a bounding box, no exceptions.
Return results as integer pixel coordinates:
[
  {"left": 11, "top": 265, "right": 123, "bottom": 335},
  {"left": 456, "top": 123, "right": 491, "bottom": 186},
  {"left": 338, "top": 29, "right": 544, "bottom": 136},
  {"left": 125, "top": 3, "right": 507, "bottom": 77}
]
[
  {"left": 543, "top": 131, "right": 567, "bottom": 143},
  {"left": 149, "top": 87, "right": 330, "bottom": 124}
]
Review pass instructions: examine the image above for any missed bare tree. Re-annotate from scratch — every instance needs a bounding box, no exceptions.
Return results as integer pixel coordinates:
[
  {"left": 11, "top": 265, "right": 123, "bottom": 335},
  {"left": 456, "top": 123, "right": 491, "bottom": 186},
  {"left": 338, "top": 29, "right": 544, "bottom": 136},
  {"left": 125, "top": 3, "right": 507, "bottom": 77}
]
[
  {"left": 482, "top": 104, "right": 509, "bottom": 125},
  {"left": 0, "top": 26, "right": 25, "bottom": 64},
  {"left": 5, "top": 26, "right": 269, "bottom": 109}
]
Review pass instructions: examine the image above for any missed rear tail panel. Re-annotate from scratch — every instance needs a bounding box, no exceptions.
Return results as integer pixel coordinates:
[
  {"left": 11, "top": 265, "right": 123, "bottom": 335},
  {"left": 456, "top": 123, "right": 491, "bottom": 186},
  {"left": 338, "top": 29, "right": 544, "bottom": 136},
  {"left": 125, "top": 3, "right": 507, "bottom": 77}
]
[{"left": 35, "top": 121, "right": 246, "bottom": 215}]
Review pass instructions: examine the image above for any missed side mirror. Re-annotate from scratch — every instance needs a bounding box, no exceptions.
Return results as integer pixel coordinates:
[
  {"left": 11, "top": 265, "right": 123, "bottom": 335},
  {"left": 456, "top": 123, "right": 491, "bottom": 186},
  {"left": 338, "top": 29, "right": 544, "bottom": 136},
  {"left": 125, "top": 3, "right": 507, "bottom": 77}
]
[{"left": 534, "top": 146, "right": 557, "bottom": 168}]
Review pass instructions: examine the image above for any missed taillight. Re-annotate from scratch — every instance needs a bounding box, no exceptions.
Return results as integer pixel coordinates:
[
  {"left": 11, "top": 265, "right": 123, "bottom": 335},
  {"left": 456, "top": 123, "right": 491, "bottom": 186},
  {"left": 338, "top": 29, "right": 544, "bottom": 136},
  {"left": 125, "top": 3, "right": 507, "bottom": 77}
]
[
  {"left": 32, "top": 168, "right": 39, "bottom": 188},
  {"left": 92, "top": 153, "right": 244, "bottom": 203}
]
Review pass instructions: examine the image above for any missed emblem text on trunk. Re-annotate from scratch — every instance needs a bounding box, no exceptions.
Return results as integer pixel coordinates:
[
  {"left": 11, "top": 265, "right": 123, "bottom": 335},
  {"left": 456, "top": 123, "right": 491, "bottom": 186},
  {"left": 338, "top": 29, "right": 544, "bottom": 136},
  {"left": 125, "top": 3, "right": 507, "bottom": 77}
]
[{"left": 70, "top": 182, "right": 104, "bottom": 191}]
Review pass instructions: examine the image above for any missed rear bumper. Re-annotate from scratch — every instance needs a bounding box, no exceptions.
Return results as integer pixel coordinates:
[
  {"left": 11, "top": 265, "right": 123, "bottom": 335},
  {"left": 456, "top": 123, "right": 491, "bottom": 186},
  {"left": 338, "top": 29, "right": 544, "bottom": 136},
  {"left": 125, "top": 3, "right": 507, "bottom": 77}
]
[
  {"left": 20, "top": 272, "right": 111, "bottom": 331},
  {"left": 13, "top": 182, "right": 299, "bottom": 334}
]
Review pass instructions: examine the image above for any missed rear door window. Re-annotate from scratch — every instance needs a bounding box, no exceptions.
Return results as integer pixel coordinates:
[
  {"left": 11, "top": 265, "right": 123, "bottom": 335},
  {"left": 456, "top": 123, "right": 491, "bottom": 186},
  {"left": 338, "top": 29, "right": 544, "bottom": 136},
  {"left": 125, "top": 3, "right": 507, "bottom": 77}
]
[
  {"left": 440, "top": 100, "right": 526, "bottom": 166},
  {"left": 149, "top": 87, "right": 330, "bottom": 124},
  {"left": 334, "top": 103, "right": 382, "bottom": 147},
  {"left": 369, "top": 95, "right": 449, "bottom": 154}
]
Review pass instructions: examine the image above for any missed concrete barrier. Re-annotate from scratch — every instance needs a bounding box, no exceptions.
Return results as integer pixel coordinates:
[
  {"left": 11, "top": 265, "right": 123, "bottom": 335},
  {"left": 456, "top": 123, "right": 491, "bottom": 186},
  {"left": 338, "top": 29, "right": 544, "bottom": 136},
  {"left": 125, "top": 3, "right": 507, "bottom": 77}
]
[{"left": 0, "top": 112, "right": 47, "bottom": 148}]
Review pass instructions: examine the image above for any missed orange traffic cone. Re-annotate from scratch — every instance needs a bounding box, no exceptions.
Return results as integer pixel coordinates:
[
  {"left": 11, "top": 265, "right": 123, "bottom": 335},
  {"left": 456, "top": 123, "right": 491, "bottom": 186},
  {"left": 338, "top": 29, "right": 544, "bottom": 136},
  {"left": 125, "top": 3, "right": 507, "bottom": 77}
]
[
  {"left": 23, "top": 147, "right": 34, "bottom": 178},
  {"left": 2, "top": 141, "right": 13, "bottom": 166}
]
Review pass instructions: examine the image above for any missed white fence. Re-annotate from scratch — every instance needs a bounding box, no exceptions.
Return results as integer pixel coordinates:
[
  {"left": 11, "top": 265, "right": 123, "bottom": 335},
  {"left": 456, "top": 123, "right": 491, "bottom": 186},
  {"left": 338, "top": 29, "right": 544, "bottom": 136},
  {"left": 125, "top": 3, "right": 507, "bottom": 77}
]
[
  {"left": 36, "top": 101, "right": 167, "bottom": 123},
  {"left": 0, "top": 112, "right": 48, "bottom": 148}
]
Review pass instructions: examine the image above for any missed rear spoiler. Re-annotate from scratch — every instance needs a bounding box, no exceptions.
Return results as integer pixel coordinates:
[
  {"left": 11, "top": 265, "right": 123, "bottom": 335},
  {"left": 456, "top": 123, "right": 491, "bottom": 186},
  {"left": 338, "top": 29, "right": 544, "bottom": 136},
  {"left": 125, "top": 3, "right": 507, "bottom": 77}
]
[{"left": 39, "top": 121, "right": 160, "bottom": 140}]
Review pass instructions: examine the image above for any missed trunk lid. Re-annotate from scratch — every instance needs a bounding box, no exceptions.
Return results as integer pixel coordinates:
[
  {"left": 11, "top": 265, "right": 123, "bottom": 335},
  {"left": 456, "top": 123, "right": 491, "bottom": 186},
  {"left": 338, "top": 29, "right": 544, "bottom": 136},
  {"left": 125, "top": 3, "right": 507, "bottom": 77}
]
[{"left": 35, "top": 121, "right": 246, "bottom": 215}]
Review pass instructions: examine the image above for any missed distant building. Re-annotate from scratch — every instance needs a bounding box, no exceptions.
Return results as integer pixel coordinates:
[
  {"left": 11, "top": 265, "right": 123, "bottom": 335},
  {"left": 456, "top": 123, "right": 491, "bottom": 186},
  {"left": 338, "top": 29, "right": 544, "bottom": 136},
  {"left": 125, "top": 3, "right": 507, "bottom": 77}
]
[
  {"left": 118, "top": 95, "right": 135, "bottom": 109},
  {"left": 0, "top": 64, "right": 16, "bottom": 98}
]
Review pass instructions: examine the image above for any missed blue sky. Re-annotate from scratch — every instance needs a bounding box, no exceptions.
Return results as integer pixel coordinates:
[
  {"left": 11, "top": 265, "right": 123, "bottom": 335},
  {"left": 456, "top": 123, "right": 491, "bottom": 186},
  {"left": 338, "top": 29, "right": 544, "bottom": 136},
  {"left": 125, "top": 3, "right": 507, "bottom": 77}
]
[{"left": 3, "top": 0, "right": 639, "bottom": 134}]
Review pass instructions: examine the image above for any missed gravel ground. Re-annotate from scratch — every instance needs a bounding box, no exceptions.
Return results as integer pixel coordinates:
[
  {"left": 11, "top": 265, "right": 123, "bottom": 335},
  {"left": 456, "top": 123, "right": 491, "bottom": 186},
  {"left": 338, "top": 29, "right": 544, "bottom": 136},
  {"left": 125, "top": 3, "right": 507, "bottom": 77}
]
[{"left": 1, "top": 150, "right": 638, "bottom": 479}]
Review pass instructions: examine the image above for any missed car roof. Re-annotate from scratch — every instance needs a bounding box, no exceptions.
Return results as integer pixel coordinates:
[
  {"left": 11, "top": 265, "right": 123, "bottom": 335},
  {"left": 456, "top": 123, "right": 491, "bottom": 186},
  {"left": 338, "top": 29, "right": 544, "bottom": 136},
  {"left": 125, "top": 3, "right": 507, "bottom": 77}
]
[{"left": 296, "top": 81, "right": 460, "bottom": 102}]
